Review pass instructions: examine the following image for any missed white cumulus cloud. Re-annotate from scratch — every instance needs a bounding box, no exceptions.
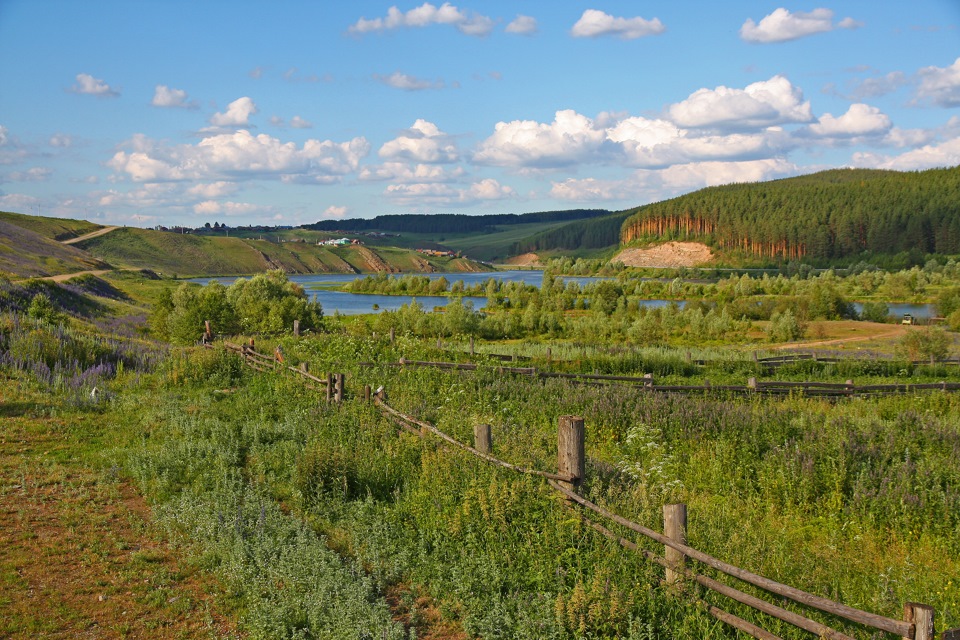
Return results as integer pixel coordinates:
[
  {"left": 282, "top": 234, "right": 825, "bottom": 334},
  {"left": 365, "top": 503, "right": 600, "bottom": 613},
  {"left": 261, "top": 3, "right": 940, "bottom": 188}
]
[
  {"left": 852, "top": 137, "right": 960, "bottom": 171},
  {"left": 505, "top": 15, "right": 537, "bottom": 35},
  {"left": 379, "top": 120, "right": 459, "bottom": 163},
  {"left": 107, "top": 130, "right": 370, "bottom": 183},
  {"left": 151, "top": 85, "right": 197, "bottom": 109},
  {"left": 916, "top": 57, "right": 960, "bottom": 107},
  {"left": 359, "top": 162, "right": 465, "bottom": 183},
  {"left": 667, "top": 76, "right": 813, "bottom": 130},
  {"left": 210, "top": 97, "right": 258, "bottom": 127},
  {"left": 571, "top": 9, "right": 665, "bottom": 39},
  {"left": 740, "top": 8, "right": 859, "bottom": 44},
  {"left": 473, "top": 110, "right": 606, "bottom": 168},
  {"left": 806, "top": 103, "right": 892, "bottom": 139},
  {"left": 349, "top": 3, "right": 495, "bottom": 37},
  {"left": 70, "top": 73, "right": 119, "bottom": 96},
  {"left": 323, "top": 205, "right": 348, "bottom": 218}
]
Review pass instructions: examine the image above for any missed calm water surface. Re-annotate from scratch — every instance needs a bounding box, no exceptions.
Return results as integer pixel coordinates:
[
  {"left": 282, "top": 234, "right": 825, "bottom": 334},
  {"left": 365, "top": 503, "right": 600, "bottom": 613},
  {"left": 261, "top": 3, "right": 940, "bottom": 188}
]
[{"left": 190, "top": 271, "right": 936, "bottom": 318}]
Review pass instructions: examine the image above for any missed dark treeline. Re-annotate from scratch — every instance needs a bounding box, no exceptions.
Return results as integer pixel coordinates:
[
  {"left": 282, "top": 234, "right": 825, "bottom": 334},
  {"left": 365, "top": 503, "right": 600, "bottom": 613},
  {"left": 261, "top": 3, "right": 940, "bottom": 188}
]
[
  {"left": 302, "top": 209, "right": 611, "bottom": 234},
  {"left": 621, "top": 167, "right": 960, "bottom": 262},
  {"left": 512, "top": 210, "right": 632, "bottom": 254}
]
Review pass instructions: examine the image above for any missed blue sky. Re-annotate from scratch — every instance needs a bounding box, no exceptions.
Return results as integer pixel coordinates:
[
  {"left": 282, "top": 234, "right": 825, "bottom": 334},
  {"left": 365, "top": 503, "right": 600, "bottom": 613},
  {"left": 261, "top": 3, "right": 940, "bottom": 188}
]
[{"left": 1, "top": 1, "right": 958, "bottom": 228}]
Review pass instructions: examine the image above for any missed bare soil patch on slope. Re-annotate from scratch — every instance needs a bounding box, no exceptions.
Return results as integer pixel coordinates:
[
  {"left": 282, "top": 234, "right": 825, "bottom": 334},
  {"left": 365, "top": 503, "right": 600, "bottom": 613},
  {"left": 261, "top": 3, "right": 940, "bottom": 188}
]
[{"left": 614, "top": 242, "right": 713, "bottom": 268}]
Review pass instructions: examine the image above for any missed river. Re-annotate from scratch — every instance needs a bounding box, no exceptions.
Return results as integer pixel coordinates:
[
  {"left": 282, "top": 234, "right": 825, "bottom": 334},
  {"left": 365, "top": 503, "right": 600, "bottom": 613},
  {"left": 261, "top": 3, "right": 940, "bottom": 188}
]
[{"left": 189, "top": 272, "right": 936, "bottom": 319}]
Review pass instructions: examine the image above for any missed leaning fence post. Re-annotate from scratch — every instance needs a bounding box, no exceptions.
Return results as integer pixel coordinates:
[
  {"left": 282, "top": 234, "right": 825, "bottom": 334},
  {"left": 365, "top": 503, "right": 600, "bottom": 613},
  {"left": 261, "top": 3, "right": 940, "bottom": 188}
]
[
  {"left": 557, "top": 416, "right": 585, "bottom": 494},
  {"left": 664, "top": 503, "right": 687, "bottom": 588},
  {"left": 903, "top": 602, "right": 934, "bottom": 640},
  {"left": 474, "top": 423, "right": 492, "bottom": 454}
]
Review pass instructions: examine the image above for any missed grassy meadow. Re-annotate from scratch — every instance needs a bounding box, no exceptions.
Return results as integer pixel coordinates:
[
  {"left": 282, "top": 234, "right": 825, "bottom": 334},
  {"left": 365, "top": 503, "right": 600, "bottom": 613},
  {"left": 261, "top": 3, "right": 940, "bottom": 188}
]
[{"left": 2, "top": 263, "right": 960, "bottom": 638}]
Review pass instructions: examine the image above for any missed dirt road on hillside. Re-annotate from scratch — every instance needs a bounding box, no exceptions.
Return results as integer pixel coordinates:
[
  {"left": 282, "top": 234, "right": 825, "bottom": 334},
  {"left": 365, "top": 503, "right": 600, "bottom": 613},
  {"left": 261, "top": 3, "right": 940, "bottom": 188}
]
[{"left": 61, "top": 226, "right": 120, "bottom": 245}]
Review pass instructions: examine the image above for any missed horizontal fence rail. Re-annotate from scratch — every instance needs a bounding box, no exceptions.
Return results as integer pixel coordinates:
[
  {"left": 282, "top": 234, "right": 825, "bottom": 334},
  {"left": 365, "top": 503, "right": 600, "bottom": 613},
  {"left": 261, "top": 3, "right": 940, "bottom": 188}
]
[{"left": 363, "top": 356, "right": 960, "bottom": 399}]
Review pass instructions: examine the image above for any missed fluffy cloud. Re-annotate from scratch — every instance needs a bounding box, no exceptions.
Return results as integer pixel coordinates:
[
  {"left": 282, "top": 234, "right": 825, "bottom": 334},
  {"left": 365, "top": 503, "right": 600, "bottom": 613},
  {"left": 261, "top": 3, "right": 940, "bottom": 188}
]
[
  {"left": 805, "top": 103, "right": 891, "bottom": 138},
  {"left": 570, "top": 9, "right": 665, "bottom": 39},
  {"left": 552, "top": 159, "right": 797, "bottom": 203},
  {"left": 290, "top": 116, "right": 313, "bottom": 129},
  {"left": 349, "top": 3, "right": 495, "bottom": 37},
  {"left": 323, "top": 205, "right": 348, "bottom": 218},
  {"left": 107, "top": 130, "right": 370, "bottom": 183},
  {"left": 187, "top": 181, "right": 239, "bottom": 199},
  {"left": 740, "top": 8, "right": 859, "bottom": 43},
  {"left": 505, "top": 15, "right": 537, "bottom": 35},
  {"left": 209, "top": 97, "right": 258, "bottom": 127},
  {"left": 667, "top": 76, "right": 813, "bottom": 130},
  {"left": 384, "top": 178, "right": 515, "bottom": 206},
  {"left": 379, "top": 120, "right": 459, "bottom": 163},
  {"left": 151, "top": 85, "right": 197, "bottom": 109},
  {"left": 657, "top": 159, "right": 798, "bottom": 190},
  {"left": 916, "top": 57, "right": 960, "bottom": 107},
  {"left": 359, "top": 162, "right": 465, "bottom": 183},
  {"left": 852, "top": 137, "right": 960, "bottom": 171},
  {"left": 70, "top": 73, "right": 119, "bottom": 96},
  {"left": 375, "top": 71, "right": 445, "bottom": 91},
  {"left": 473, "top": 110, "right": 606, "bottom": 168}
]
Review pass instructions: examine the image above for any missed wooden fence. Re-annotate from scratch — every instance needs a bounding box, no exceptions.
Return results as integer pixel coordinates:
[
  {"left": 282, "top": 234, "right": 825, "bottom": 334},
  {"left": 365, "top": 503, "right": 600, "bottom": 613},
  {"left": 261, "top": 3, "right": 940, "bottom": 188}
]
[
  {"left": 216, "top": 340, "right": 346, "bottom": 403},
  {"left": 364, "top": 356, "right": 960, "bottom": 398},
  {"left": 371, "top": 392, "right": 951, "bottom": 640}
]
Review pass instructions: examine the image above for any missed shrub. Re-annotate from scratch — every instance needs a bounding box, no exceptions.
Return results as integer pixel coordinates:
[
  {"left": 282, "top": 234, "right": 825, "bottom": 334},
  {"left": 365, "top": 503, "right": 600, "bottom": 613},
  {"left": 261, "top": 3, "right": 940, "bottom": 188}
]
[
  {"left": 896, "top": 327, "right": 951, "bottom": 361},
  {"left": 767, "top": 309, "right": 806, "bottom": 342}
]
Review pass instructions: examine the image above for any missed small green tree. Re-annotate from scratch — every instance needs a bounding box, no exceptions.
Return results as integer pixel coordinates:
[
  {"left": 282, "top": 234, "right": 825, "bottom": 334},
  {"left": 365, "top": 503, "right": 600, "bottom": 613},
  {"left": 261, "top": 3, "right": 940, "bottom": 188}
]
[
  {"left": 896, "top": 327, "right": 951, "bottom": 362},
  {"left": 767, "top": 309, "right": 806, "bottom": 342}
]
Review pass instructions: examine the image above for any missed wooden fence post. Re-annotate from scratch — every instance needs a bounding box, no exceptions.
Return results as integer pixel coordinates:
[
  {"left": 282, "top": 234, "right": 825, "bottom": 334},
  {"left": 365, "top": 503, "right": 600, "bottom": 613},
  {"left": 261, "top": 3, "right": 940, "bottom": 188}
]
[
  {"left": 300, "top": 362, "right": 308, "bottom": 374},
  {"left": 903, "top": 602, "right": 934, "bottom": 640},
  {"left": 748, "top": 377, "right": 757, "bottom": 391},
  {"left": 664, "top": 503, "right": 687, "bottom": 588},
  {"left": 204, "top": 320, "right": 212, "bottom": 342},
  {"left": 334, "top": 373, "right": 345, "bottom": 403},
  {"left": 437, "top": 337, "right": 442, "bottom": 350},
  {"left": 364, "top": 384, "right": 371, "bottom": 402},
  {"left": 846, "top": 379, "right": 854, "bottom": 397},
  {"left": 326, "top": 373, "right": 333, "bottom": 403},
  {"left": 293, "top": 319, "right": 300, "bottom": 336},
  {"left": 474, "top": 423, "right": 492, "bottom": 454},
  {"left": 546, "top": 347, "right": 552, "bottom": 362},
  {"left": 557, "top": 416, "right": 585, "bottom": 494},
  {"left": 469, "top": 336, "right": 475, "bottom": 355},
  {"left": 643, "top": 373, "right": 654, "bottom": 389}
]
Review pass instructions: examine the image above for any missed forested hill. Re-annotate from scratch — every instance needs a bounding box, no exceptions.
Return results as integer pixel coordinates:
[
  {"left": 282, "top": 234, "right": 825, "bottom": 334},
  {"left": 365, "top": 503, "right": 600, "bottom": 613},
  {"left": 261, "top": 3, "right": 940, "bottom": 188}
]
[
  {"left": 620, "top": 167, "right": 960, "bottom": 261},
  {"left": 303, "top": 209, "right": 611, "bottom": 234},
  {"left": 511, "top": 210, "right": 633, "bottom": 254}
]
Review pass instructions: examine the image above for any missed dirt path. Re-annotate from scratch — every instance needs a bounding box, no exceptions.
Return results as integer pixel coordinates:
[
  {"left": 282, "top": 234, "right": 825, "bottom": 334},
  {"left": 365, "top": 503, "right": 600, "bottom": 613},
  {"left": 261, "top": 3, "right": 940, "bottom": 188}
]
[
  {"left": 773, "top": 325, "right": 908, "bottom": 350},
  {"left": 40, "top": 269, "right": 113, "bottom": 283},
  {"left": 0, "top": 379, "right": 238, "bottom": 639},
  {"left": 62, "top": 226, "right": 120, "bottom": 245}
]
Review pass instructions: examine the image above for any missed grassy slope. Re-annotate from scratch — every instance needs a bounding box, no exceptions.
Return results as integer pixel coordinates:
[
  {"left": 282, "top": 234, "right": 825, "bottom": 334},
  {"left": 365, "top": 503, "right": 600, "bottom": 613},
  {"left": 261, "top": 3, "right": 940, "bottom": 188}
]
[
  {"left": 0, "top": 219, "right": 110, "bottom": 277},
  {"left": 394, "top": 221, "right": 577, "bottom": 262},
  {"left": 76, "top": 228, "right": 490, "bottom": 276},
  {"left": 0, "top": 211, "right": 102, "bottom": 241}
]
